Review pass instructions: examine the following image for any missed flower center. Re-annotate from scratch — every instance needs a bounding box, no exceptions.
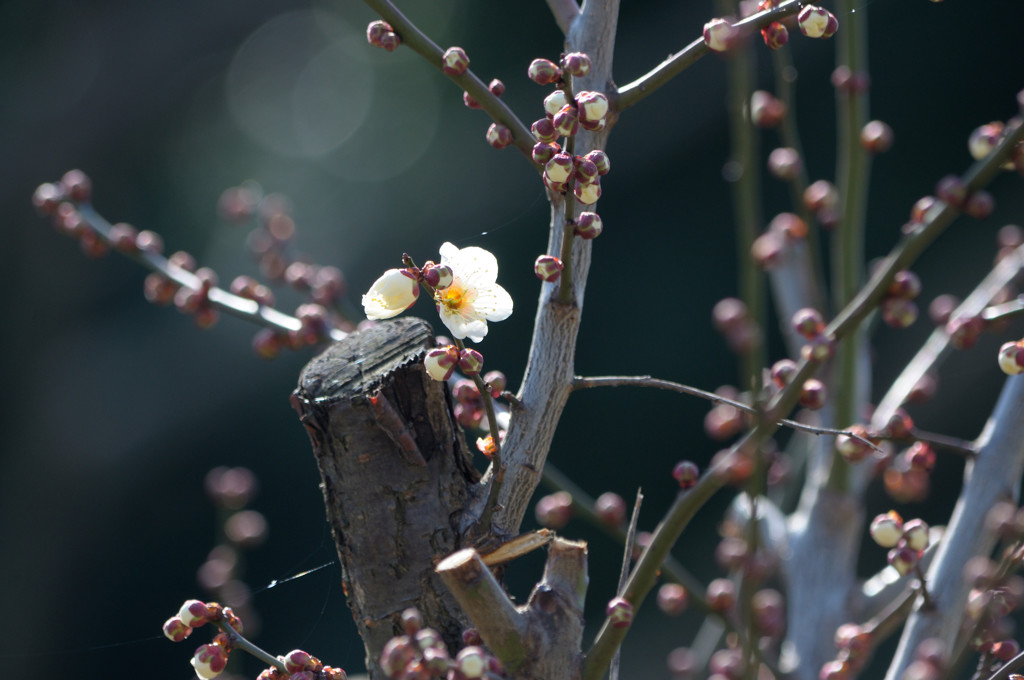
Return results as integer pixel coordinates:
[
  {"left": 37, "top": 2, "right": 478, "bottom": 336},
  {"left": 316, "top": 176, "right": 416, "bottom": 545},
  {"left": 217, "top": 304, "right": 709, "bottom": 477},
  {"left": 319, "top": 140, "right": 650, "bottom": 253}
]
[{"left": 438, "top": 285, "right": 467, "bottom": 313}]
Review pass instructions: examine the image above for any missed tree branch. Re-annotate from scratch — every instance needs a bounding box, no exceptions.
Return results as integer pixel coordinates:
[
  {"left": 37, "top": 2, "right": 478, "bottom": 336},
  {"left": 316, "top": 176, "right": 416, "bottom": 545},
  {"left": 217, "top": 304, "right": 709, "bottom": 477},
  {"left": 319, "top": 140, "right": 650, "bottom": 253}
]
[{"left": 545, "top": 0, "right": 580, "bottom": 35}]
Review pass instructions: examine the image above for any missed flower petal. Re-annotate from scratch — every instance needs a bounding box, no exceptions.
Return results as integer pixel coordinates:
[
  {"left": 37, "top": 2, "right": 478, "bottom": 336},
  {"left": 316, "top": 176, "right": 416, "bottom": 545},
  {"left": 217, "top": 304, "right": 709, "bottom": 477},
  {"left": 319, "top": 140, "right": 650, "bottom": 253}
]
[
  {"left": 471, "top": 283, "right": 514, "bottom": 322},
  {"left": 362, "top": 268, "right": 419, "bottom": 320},
  {"left": 439, "top": 306, "right": 488, "bottom": 342},
  {"left": 440, "top": 244, "right": 499, "bottom": 286}
]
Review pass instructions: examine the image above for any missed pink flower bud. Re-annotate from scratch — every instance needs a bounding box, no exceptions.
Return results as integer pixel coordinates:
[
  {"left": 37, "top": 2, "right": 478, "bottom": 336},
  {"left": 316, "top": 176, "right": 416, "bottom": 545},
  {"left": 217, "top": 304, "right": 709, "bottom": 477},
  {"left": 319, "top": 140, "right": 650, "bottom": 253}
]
[
  {"left": 768, "top": 147, "right": 802, "bottom": 181},
  {"left": 751, "top": 91, "right": 786, "bottom": 128},
  {"left": 534, "top": 255, "right": 564, "bottom": 282},
  {"left": 881, "top": 297, "right": 919, "bottom": 329},
  {"left": 575, "top": 91, "right": 609, "bottom": 123},
  {"left": 673, "top": 460, "right": 700, "bottom": 489},
  {"left": 528, "top": 58, "right": 562, "bottom": 85},
  {"left": 947, "top": 315, "right": 984, "bottom": 349},
  {"left": 606, "top": 597, "right": 634, "bottom": 628},
  {"left": 163, "top": 616, "right": 193, "bottom": 642},
  {"left": 424, "top": 345, "right": 459, "bottom": 381},
  {"left": 574, "top": 211, "right": 603, "bottom": 239},
  {"left": 706, "top": 578, "right": 736, "bottom": 612},
  {"left": 861, "top": 120, "right": 894, "bottom": 153},
  {"left": 488, "top": 78, "right": 505, "bottom": 96},
  {"left": 657, "top": 583, "right": 689, "bottom": 616},
  {"left": 561, "top": 52, "right": 591, "bottom": 77},
  {"left": 61, "top": 169, "right": 92, "bottom": 202},
  {"left": 362, "top": 268, "right": 419, "bottom": 320},
  {"left": 192, "top": 643, "right": 229, "bottom": 679},
  {"left": 532, "top": 117, "right": 558, "bottom": 143},
  {"left": 770, "top": 359, "right": 798, "bottom": 387},
  {"left": 543, "top": 90, "right": 570, "bottom": 117},
  {"left": 456, "top": 646, "right": 488, "bottom": 679},
  {"left": 532, "top": 141, "right": 560, "bottom": 164},
  {"left": 379, "top": 636, "right": 416, "bottom": 678},
  {"left": 804, "top": 180, "right": 838, "bottom": 214},
  {"left": 888, "top": 270, "right": 922, "bottom": 299},
  {"left": 799, "top": 378, "right": 827, "bottom": 410},
  {"left": 366, "top": 21, "right": 399, "bottom": 51},
  {"left": 835, "top": 424, "right": 874, "bottom": 463},
  {"left": 441, "top": 47, "right": 469, "bottom": 75},
  {"left": 545, "top": 153, "right": 574, "bottom": 184},
  {"left": 422, "top": 264, "right": 454, "bottom": 289},
  {"left": 903, "top": 518, "right": 930, "bottom": 551},
  {"left": 969, "top": 122, "right": 1004, "bottom": 160},
  {"left": 485, "top": 123, "right": 513, "bottom": 149},
  {"left": 704, "top": 18, "right": 738, "bottom": 52},
  {"left": 761, "top": 21, "right": 789, "bottom": 49},
  {"left": 798, "top": 6, "right": 832, "bottom": 38},
  {"left": 964, "top": 190, "right": 995, "bottom": 219},
  {"left": 575, "top": 158, "right": 599, "bottom": 184},
  {"left": 870, "top": 511, "right": 904, "bottom": 548},
  {"left": 459, "top": 348, "right": 484, "bottom": 375},
  {"left": 535, "top": 491, "right": 573, "bottom": 529},
  {"left": 552, "top": 104, "right": 580, "bottom": 137},
  {"left": 463, "top": 91, "right": 481, "bottom": 109},
  {"left": 483, "top": 370, "right": 507, "bottom": 395},
  {"left": 178, "top": 599, "right": 209, "bottom": 628},
  {"left": 595, "top": 492, "right": 626, "bottom": 527},
  {"left": 584, "top": 149, "right": 611, "bottom": 175},
  {"left": 282, "top": 650, "right": 315, "bottom": 673},
  {"left": 574, "top": 178, "right": 601, "bottom": 205},
  {"left": 792, "top": 307, "right": 825, "bottom": 338},
  {"left": 888, "top": 545, "right": 918, "bottom": 575},
  {"left": 998, "top": 341, "right": 1024, "bottom": 375}
]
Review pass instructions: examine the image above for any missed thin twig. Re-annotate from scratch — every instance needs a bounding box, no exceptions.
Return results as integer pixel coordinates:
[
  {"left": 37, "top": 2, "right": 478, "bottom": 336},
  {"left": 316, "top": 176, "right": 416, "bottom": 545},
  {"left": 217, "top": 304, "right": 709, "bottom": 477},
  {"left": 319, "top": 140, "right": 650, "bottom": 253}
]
[
  {"left": 572, "top": 375, "right": 881, "bottom": 451},
  {"left": 216, "top": 619, "right": 289, "bottom": 674},
  {"left": 610, "top": 489, "right": 643, "bottom": 680},
  {"left": 76, "top": 204, "right": 346, "bottom": 342},
  {"left": 614, "top": 0, "right": 804, "bottom": 111}
]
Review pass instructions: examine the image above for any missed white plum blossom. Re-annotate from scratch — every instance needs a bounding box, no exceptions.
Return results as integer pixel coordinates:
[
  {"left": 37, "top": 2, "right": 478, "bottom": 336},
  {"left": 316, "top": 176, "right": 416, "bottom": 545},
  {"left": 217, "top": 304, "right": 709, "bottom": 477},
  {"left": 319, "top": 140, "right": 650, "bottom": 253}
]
[
  {"left": 434, "top": 242, "right": 513, "bottom": 342},
  {"left": 362, "top": 268, "right": 419, "bottom": 320}
]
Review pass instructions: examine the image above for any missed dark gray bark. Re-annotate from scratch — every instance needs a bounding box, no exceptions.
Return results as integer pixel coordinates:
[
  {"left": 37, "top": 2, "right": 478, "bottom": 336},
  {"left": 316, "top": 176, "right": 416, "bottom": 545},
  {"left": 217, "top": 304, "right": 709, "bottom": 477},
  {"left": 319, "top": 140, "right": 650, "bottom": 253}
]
[{"left": 290, "top": 318, "right": 479, "bottom": 677}]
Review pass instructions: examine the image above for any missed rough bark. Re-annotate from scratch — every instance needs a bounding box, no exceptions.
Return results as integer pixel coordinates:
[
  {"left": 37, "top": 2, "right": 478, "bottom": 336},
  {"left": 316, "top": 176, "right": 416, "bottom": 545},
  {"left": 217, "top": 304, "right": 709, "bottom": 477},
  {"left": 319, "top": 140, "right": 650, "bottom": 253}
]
[{"left": 291, "top": 318, "right": 479, "bottom": 678}]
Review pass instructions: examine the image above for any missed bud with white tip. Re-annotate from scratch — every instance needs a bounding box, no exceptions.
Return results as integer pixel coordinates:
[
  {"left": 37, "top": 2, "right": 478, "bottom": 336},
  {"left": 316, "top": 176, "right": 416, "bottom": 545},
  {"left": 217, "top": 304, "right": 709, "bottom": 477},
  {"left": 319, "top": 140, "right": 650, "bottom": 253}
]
[
  {"left": 998, "top": 341, "right": 1024, "bottom": 375},
  {"left": 575, "top": 178, "right": 602, "bottom": 205},
  {"left": 459, "top": 348, "right": 484, "bottom": 375},
  {"left": 532, "top": 118, "right": 558, "bottom": 143},
  {"left": 545, "top": 153, "right": 574, "bottom": 184},
  {"left": 424, "top": 346, "right": 459, "bottom": 381},
  {"left": 870, "top": 511, "right": 904, "bottom": 548},
  {"left": 534, "top": 255, "right": 563, "bottom": 282},
  {"left": 543, "top": 90, "right": 570, "bottom": 117},
  {"left": 486, "top": 123, "right": 513, "bottom": 149},
  {"left": 575, "top": 212, "right": 603, "bottom": 239},
  {"left": 576, "top": 91, "right": 609, "bottom": 124},
  {"left": 178, "top": 599, "right": 209, "bottom": 628},
  {"left": 584, "top": 149, "right": 611, "bottom": 175},
  {"left": 528, "top": 59, "right": 561, "bottom": 85},
  {"left": 798, "top": 6, "right": 837, "bottom": 38},
  {"left": 441, "top": 47, "right": 470, "bottom": 75},
  {"left": 704, "top": 18, "right": 738, "bottom": 52},
  {"left": 553, "top": 105, "right": 580, "bottom": 137},
  {"left": 903, "top": 518, "right": 930, "bottom": 551},
  {"left": 561, "top": 52, "right": 591, "bottom": 77},
  {"left": 606, "top": 597, "right": 634, "bottom": 628},
  {"left": 192, "top": 643, "right": 229, "bottom": 680}
]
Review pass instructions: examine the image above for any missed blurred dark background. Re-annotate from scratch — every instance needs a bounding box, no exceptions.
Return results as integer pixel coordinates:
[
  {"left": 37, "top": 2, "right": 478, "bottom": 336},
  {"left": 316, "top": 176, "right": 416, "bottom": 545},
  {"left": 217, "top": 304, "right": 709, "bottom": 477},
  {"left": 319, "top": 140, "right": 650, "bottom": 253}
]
[{"left": 2, "top": 0, "right": 1023, "bottom": 678}]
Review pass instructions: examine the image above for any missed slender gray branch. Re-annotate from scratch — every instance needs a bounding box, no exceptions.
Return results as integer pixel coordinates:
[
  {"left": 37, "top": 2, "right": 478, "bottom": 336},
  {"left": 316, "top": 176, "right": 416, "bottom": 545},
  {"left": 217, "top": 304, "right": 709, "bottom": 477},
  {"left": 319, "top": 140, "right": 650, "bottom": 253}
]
[{"left": 545, "top": 0, "right": 580, "bottom": 35}]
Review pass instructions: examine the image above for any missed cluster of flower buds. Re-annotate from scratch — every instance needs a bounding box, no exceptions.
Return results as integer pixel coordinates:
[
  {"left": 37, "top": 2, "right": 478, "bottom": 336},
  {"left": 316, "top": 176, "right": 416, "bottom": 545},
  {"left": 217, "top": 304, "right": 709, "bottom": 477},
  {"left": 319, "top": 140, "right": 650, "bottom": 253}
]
[
  {"left": 790, "top": 307, "right": 835, "bottom": 365},
  {"left": 969, "top": 120, "right": 1024, "bottom": 176},
  {"left": 933, "top": 173, "right": 995, "bottom": 220},
  {"left": 366, "top": 20, "right": 400, "bottom": 51},
  {"left": 960, "top": 546, "right": 1024, "bottom": 666},
  {"left": 880, "top": 269, "right": 921, "bottom": 329},
  {"left": 870, "top": 511, "right": 931, "bottom": 575},
  {"left": 424, "top": 345, "right": 484, "bottom": 382},
  {"left": 380, "top": 608, "right": 505, "bottom": 680},
  {"left": 751, "top": 212, "right": 808, "bottom": 269},
  {"left": 163, "top": 600, "right": 242, "bottom": 679},
  {"left": 34, "top": 170, "right": 112, "bottom": 258}
]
